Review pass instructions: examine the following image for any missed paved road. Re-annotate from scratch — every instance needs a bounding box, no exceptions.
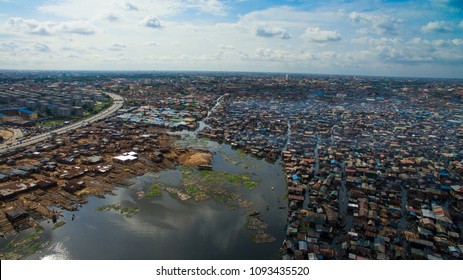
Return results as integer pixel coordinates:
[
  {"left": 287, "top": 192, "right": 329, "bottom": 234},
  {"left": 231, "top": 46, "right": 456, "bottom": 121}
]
[{"left": 0, "top": 92, "right": 124, "bottom": 153}]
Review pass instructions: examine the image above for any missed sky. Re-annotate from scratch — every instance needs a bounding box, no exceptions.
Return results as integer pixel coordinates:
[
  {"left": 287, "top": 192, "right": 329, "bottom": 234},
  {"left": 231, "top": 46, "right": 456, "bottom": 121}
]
[{"left": 0, "top": 0, "right": 462, "bottom": 78}]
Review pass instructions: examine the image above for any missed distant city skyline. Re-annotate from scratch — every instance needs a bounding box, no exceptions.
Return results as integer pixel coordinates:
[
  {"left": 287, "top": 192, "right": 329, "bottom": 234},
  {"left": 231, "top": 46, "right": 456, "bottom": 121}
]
[{"left": 0, "top": 0, "right": 462, "bottom": 78}]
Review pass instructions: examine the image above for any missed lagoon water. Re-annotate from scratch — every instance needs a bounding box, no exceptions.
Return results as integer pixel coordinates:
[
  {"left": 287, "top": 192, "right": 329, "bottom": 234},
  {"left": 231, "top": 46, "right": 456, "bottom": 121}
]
[{"left": 15, "top": 139, "right": 287, "bottom": 260}]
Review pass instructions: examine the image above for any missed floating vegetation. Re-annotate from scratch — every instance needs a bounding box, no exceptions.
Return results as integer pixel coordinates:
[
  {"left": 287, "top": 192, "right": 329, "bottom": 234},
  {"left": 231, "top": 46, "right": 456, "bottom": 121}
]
[
  {"left": 238, "top": 199, "right": 254, "bottom": 208},
  {"left": 165, "top": 187, "right": 191, "bottom": 201},
  {"left": 152, "top": 166, "right": 272, "bottom": 236},
  {"left": 252, "top": 230, "right": 276, "bottom": 244},
  {"left": 244, "top": 181, "right": 258, "bottom": 190},
  {"left": 176, "top": 135, "right": 210, "bottom": 149},
  {"left": 96, "top": 204, "right": 140, "bottom": 218},
  {"left": 145, "top": 183, "right": 164, "bottom": 198},
  {"left": 2, "top": 228, "right": 45, "bottom": 259},
  {"left": 7, "top": 232, "right": 40, "bottom": 250},
  {"left": 186, "top": 185, "right": 200, "bottom": 195},
  {"left": 220, "top": 151, "right": 263, "bottom": 170},
  {"left": 35, "top": 225, "right": 45, "bottom": 233},
  {"left": 136, "top": 191, "right": 145, "bottom": 199},
  {"left": 249, "top": 231, "right": 257, "bottom": 241},
  {"left": 209, "top": 188, "right": 239, "bottom": 205},
  {"left": 245, "top": 212, "right": 275, "bottom": 244},
  {"left": 198, "top": 170, "right": 258, "bottom": 189},
  {"left": 53, "top": 221, "right": 66, "bottom": 230},
  {"left": 236, "top": 149, "right": 247, "bottom": 157},
  {"left": 245, "top": 216, "right": 269, "bottom": 230},
  {"left": 176, "top": 167, "right": 260, "bottom": 207},
  {"left": 192, "top": 192, "right": 210, "bottom": 201},
  {"left": 179, "top": 166, "right": 194, "bottom": 177}
]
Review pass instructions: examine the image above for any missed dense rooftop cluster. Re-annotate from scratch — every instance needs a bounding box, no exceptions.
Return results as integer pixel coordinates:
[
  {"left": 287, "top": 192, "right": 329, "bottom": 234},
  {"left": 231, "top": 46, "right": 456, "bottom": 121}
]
[
  {"left": 1, "top": 72, "right": 462, "bottom": 260},
  {"left": 198, "top": 75, "right": 463, "bottom": 260},
  {"left": 0, "top": 117, "right": 184, "bottom": 236}
]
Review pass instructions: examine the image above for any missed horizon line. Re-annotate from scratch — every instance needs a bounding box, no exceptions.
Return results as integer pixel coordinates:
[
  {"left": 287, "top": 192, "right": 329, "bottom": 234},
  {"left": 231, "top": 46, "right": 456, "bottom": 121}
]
[{"left": 1, "top": 69, "right": 462, "bottom": 81}]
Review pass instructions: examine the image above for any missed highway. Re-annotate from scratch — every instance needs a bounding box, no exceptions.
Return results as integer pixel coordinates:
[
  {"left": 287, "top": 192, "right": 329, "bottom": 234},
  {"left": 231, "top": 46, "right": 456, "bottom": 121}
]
[{"left": 0, "top": 92, "right": 124, "bottom": 154}]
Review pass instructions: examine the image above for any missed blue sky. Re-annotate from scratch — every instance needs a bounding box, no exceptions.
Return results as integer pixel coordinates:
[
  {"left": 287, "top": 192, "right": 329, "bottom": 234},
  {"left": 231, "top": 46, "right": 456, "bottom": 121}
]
[{"left": 0, "top": 0, "right": 462, "bottom": 78}]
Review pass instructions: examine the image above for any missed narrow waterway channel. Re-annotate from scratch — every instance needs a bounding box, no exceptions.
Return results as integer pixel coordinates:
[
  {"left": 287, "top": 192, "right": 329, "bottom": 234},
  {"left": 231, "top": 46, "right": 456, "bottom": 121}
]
[
  {"left": 314, "top": 134, "right": 320, "bottom": 177},
  {"left": 198, "top": 94, "right": 225, "bottom": 131}
]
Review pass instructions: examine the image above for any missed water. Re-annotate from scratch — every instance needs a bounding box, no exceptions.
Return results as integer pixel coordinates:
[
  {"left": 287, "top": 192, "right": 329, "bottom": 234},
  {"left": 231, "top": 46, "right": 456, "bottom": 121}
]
[
  {"left": 9, "top": 139, "right": 287, "bottom": 260},
  {"left": 2, "top": 96, "right": 287, "bottom": 260},
  {"left": 198, "top": 94, "right": 225, "bottom": 131}
]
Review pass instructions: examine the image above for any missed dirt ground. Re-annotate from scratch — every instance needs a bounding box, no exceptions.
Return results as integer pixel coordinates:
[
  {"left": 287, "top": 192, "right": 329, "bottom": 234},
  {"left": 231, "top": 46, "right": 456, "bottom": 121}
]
[
  {"left": 178, "top": 151, "right": 212, "bottom": 166},
  {"left": 0, "top": 130, "right": 13, "bottom": 142}
]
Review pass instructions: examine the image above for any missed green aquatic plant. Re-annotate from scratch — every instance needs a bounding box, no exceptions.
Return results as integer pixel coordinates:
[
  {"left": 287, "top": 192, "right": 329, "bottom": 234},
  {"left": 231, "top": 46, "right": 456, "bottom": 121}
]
[
  {"left": 96, "top": 204, "right": 140, "bottom": 218},
  {"left": 2, "top": 228, "right": 45, "bottom": 259},
  {"left": 52, "top": 221, "right": 66, "bottom": 230},
  {"left": 198, "top": 170, "right": 259, "bottom": 189},
  {"left": 186, "top": 185, "right": 200, "bottom": 195},
  {"left": 236, "top": 150, "right": 248, "bottom": 157},
  {"left": 244, "top": 181, "right": 257, "bottom": 190},
  {"left": 145, "top": 183, "right": 164, "bottom": 198}
]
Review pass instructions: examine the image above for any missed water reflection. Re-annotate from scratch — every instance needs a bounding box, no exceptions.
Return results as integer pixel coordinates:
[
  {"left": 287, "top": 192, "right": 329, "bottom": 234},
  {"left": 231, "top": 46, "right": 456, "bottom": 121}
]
[
  {"left": 41, "top": 241, "right": 71, "bottom": 260},
  {"left": 24, "top": 140, "right": 286, "bottom": 260}
]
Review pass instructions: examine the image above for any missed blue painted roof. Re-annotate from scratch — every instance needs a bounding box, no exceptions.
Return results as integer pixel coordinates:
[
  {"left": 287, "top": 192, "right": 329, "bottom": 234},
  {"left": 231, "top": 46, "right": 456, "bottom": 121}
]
[
  {"left": 0, "top": 107, "right": 34, "bottom": 115},
  {"left": 0, "top": 107, "right": 26, "bottom": 112},
  {"left": 19, "top": 108, "right": 34, "bottom": 115}
]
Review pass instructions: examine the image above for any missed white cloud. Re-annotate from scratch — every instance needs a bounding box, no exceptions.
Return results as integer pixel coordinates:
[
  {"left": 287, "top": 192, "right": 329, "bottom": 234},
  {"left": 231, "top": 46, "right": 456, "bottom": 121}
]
[
  {"left": 146, "top": 41, "right": 158, "bottom": 47},
  {"left": 302, "top": 27, "right": 341, "bottom": 43},
  {"left": 348, "top": 12, "right": 403, "bottom": 35},
  {"left": 112, "top": 43, "right": 126, "bottom": 48},
  {"left": 125, "top": 2, "right": 139, "bottom": 11},
  {"left": 451, "top": 39, "right": 463, "bottom": 45},
  {"left": 241, "top": 48, "right": 291, "bottom": 62},
  {"left": 35, "top": 43, "right": 51, "bottom": 53},
  {"left": 37, "top": 0, "right": 229, "bottom": 20},
  {"left": 103, "top": 14, "right": 121, "bottom": 22},
  {"left": 355, "top": 36, "right": 463, "bottom": 64},
  {"left": 142, "top": 16, "right": 163, "bottom": 28},
  {"left": 431, "top": 0, "right": 463, "bottom": 9},
  {"left": 219, "top": 44, "right": 234, "bottom": 50},
  {"left": 345, "top": 50, "right": 377, "bottom": 63},
  {"left": 351, "top": 37, "right": 402, "bottom": 46},
  {"left": 1, "top": 1, "right": 462, "bottom": 77},
  {"left": 421, "top": 21, "right": 452, "bottom": 33},
  {"left": 59, "top": 21, "right": 96, "bottom": 35},
  {"left": 0, "top": 42, "right": 18, "bottom": 54},
  {"left": 255, "top": 26, "right": 291, "bottom": 39},
  {"left": 239, "top": 5, "right": 339, "bottom": 26},
  {"left": 7, "top": 17, "right": 96, "bottom": 36},
  {"left": 109, "top": 43, "right": 127, "bottom": 51},
  {"left": 187, "top": 0, "right": 227, "bottom": 16},
  {"left": 7, "top": 17, "right": 53, "bottom": 35}
]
